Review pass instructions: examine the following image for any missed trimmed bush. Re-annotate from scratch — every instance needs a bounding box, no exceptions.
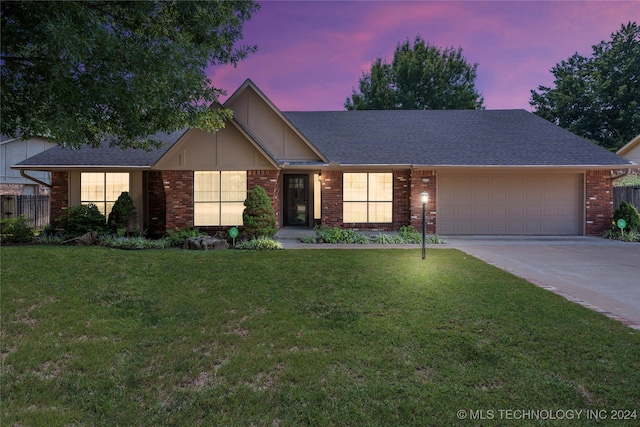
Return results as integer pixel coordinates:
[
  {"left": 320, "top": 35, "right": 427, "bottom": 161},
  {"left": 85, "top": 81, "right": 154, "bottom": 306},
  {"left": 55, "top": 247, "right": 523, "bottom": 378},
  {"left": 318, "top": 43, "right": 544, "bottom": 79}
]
[
  {"left": 613, "top": 201, "right": 640, "bottom": 231},
  {"left": 243, "top": 186, "right": 277, "bottom": 238},
  {"left": 108, "top": 191, "right": 136, "bottom": 233},
  {"left": 56, "top": 204, "right": 107, "bottom": 237},
  {"left": 0, "top": 215, "right": 34, "bottom": 243}
]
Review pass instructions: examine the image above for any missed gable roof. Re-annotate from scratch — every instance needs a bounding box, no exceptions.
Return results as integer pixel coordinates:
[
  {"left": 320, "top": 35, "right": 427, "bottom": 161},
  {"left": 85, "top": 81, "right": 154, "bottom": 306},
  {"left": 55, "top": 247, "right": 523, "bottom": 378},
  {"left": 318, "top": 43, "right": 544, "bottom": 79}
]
[
  {"left": 617, "top": 134, "right": 640, "bottom": 159},
  {"left": 284, "top": 109, "right": 632, "bottom": 167},
  {"left": 13, "top": 129, "right": 188, "bottom": 170},
  {"left": 226, "top": 79, "right": 329, "bottom": 163}
]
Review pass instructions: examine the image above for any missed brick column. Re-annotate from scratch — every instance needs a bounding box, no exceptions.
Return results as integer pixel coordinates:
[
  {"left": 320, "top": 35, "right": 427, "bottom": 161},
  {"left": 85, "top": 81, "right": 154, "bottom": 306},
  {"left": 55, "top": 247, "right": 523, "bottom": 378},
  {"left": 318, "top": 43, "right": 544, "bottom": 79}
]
[
  {"left": 410, "top": 170, "right": 437, "bottom": 234},
  {"left": 161, "top": 171, "right": 194, "bottom": 231},
  {"left": 50, "top": 171, "right": 69, "bottom": 224},
  {"left": 585, "top": 170, "right": 613, "bottom": 236},
  {"left": 247, "top": 170, "right": 281, "bottom": 227},
  {"left": 393, "top": 169, "right": 411, "bottom": 228},
  {"left": 320, "top": 170, "right": 343, "bottom": 228}
]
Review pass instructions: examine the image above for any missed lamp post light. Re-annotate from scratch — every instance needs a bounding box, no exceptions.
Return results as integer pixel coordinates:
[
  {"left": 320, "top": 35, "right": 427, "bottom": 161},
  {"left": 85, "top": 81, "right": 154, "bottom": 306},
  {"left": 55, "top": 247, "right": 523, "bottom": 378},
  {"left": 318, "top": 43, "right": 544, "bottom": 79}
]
[{"left": 420, "top": 192, "right": 429, "bottom": 260}]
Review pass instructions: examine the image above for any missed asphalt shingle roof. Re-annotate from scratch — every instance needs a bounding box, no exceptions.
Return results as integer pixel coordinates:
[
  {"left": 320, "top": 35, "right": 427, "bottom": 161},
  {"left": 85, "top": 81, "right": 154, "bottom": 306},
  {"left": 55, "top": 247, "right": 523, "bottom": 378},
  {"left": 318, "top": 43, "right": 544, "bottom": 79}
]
[
  {"left": 13, "top": 110, "right": 632, "bottom": 168},
  {"left": 283, "top": 109, "right": 631, "bottom": 166},
  {"left": 15, "top": 129, "right": 187, "bottom": 167}
]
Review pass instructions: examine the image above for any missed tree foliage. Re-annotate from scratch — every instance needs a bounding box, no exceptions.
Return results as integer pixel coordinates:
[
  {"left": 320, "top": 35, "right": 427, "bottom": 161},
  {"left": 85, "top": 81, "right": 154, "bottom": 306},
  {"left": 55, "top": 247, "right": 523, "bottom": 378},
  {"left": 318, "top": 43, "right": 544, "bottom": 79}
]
[
  {"left": 530, "top": 22, "right": 640, "bottom": 151},
  {"left": 243, "top": 186, "right": 277, "bottom": 239},
  {"left": 1, "top": 0, "right": 259, "bottom": 149},
  {"left": 345, "top": 35, "right": 484, "bottom": 110}
]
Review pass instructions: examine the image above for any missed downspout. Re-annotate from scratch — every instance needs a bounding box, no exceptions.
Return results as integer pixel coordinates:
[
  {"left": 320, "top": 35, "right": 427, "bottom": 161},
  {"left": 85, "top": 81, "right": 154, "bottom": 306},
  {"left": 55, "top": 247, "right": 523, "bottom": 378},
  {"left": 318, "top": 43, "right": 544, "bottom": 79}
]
[{"left": 20, "top": 169, "right": 52, "bottom": 189}]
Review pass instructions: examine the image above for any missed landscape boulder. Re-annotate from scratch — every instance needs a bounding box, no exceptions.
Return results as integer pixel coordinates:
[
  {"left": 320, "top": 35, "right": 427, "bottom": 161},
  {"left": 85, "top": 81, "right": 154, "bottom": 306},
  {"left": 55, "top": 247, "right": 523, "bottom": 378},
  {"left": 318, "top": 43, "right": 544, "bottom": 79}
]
[
  {"left": 184, "top": 236, "right": 228, "bottom": 250},
  {"left": 76, "top": 232, "right": 98, "bottom": 246}
]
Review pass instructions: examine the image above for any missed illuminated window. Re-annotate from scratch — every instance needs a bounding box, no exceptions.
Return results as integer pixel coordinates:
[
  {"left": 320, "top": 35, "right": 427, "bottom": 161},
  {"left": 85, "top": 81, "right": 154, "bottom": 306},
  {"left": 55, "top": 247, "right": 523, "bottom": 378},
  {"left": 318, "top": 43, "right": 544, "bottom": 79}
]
[
  {"left": 194, "top": 171, "right": 247, "bottom": 226},
  {"left": 343, "top": 173, "right": 392, "bottom": 223},
  {"left": 81, "top": 172, "right": 129, "bottom": 216}
]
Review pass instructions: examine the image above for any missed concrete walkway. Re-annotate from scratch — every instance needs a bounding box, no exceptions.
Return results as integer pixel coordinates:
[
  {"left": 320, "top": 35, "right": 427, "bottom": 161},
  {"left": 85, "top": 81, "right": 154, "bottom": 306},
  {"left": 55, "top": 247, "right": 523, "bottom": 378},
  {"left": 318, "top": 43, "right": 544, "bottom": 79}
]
[{"left": 275, "top": 229, "right": 640, "bottom": 330}]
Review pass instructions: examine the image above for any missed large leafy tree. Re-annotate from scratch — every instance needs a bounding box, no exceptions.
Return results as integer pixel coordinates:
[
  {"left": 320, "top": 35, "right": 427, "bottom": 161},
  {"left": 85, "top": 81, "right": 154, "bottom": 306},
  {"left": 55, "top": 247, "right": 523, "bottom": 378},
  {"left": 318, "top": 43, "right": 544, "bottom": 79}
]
[
  {"left": 530, "top": 22, "right": 640, "bottom": 151},
  {"left": 1, "top": 0, "right": 259, "bottom": 149},
  {"left": 345, "top": 35, "right": 484, "bottom": 110}
]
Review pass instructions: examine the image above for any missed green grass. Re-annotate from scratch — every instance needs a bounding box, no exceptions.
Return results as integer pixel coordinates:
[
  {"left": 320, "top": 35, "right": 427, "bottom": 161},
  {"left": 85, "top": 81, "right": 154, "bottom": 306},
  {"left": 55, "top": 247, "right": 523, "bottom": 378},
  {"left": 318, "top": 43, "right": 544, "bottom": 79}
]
[{"left": 2, "top": 246, "right": 639, "bottom": 426}]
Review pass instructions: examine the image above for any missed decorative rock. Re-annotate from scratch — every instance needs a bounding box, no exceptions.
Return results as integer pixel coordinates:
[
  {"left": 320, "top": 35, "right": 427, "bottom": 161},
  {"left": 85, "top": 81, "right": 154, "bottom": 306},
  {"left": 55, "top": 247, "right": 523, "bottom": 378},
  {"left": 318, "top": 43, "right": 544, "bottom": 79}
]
[
  {"left": 184, "top": 236, "right": 228, "bottom": 250},
  {"left": 76, "top": 231, "right": 98, "bottom": 246}
]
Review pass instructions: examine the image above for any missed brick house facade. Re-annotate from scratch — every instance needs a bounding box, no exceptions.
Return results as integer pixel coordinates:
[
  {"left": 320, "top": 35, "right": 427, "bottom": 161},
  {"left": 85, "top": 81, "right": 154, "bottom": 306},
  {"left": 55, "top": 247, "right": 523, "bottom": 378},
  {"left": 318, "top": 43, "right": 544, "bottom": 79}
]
[{"left": 15, "top": 79, "right": 635, "bottom": 237}]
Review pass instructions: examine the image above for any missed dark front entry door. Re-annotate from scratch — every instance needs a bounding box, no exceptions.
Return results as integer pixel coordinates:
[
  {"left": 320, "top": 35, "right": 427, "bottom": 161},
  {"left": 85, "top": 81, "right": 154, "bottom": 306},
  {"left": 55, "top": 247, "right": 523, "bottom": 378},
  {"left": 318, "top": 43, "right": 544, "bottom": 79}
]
[{"left": 284, "top": 175, "right": 308, "bottom": 226}]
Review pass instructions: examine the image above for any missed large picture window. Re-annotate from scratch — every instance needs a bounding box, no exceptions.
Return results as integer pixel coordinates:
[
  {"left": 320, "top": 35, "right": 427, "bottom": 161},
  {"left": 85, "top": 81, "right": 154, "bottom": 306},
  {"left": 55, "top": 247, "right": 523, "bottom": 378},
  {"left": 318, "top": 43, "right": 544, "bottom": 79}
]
[
  {"left": 81, "top": 172, "right": 129, "bottom": 216},
  {"left": 194, "top": 171, "right": 247, "bottom": 226},
  {"left": 343, "top": 172, "right": 392, "bottom": 223}
]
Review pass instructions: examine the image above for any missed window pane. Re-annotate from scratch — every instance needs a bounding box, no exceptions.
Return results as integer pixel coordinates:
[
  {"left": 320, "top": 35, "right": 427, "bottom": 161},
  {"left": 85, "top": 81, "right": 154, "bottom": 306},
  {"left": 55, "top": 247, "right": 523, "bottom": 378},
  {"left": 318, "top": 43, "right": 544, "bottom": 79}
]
[
  {"left": 221, "top": 171, "right": 247, "bottom": 202},
  {"left": 369, "top": 173, "right": 392, "bottom": 201},
  {"left": 343, "top": 202, "right": 367, "bottom": 223},
  {"left": 220, "top": 202, "right": 244, "bottom": 226},
  {"left": 194, "top": 171, "right": 219, "bottom": 202},
  {"left": 81, "top": 173, "right": 104, "bottom": 201},
  {"left": 106, "top": 173, "right": 129, "bottom": 201},
  {"left": 194, "top": 203, "right": 220, "bottom": 226},
  {"left": 343, "top": 173, "right": 367, "bottom": 201},
  {"left": 369, "top": 202, "right": 392, "bottom": 223}
]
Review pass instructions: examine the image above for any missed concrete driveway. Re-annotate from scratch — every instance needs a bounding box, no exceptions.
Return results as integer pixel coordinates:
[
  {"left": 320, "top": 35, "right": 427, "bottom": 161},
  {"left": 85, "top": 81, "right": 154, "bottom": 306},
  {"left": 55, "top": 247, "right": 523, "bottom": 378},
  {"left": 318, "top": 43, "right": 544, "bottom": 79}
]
[{"left": 443, "top": 236, "right": 640, "bottom": 330}]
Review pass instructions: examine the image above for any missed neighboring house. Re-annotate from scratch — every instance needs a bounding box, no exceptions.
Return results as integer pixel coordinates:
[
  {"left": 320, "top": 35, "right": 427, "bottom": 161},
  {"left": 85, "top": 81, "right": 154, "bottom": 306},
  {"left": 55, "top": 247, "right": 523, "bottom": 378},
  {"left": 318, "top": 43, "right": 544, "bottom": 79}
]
[
  {"left": 12, "top": 79, "right": 637, "bottom": 237},
  {"left": 1, "top": 134, "right": 57, "bottom": 194},
  {"left": 617, "top": 134, "right": 640, "bottom": 165}
]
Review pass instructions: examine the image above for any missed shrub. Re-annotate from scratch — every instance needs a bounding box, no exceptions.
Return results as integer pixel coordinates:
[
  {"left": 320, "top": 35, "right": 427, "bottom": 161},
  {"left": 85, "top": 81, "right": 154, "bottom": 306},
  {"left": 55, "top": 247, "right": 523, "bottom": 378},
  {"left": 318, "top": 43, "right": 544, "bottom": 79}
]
[
  {"left": 0, "top": 215, "right": 34, "bottom": 243},
  {"left": 99, "top": 235, "right": 169, "bottom": 249},
  {"left": 243, "top": 186, "right": 277, "bottom": 238},
  {"left": 164, "top": 227, "right": 205, "bottom": 247},
  {"left": 613, "top": 201, "right": 640, "bottom": 231},
  {"left": 56, "top": 204, "right": 107, "bottom": 237},
  {"left": 235, "top": 236, "right": 283, "bottom": 250},
  {"left": 399, "top": 225, "right": 422, "bottom": 243},
  {"left": 107, "top": 191, "right": 136, "bottom": 234}
]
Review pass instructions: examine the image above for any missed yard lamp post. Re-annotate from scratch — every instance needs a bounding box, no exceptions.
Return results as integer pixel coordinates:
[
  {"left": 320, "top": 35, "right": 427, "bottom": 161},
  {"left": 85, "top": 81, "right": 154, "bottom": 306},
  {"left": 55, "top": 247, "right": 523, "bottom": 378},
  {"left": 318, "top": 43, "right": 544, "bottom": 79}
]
[{"left": 421, "top": 192, "right": 429, "bottom": 260}]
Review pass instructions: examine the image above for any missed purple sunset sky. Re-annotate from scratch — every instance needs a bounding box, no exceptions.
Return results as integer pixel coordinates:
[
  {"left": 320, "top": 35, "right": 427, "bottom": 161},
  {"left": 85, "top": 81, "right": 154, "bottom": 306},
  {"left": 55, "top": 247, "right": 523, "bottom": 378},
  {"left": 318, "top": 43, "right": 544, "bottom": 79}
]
[{"left": 208, "top": 0, "right": 639, "bottom": 112}]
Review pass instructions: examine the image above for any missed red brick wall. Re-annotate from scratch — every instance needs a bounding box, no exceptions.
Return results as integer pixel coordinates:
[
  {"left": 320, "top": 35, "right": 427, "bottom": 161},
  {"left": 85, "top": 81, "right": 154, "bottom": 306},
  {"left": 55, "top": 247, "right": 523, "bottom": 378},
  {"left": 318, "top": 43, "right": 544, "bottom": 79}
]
[
  {"left": 585, "top": 170, "right": 614, "bottom": 236},
  {"left": 50, "top": 171, "right": 69, "bottom": 224},
  {"left": 162, "top": 171, "right": 194, "bottom": 231},
  {"left": 409, "top": 170, "right": 437, "bottom": 234},
  {"left": 393, "top": 170, "right": 411, "bottom": 228},
  {"left": 248, "top": 170, "right": 281, "bottom": 227},
  {"left": 320, "top": 170, "right": 343, "bottom": 228}
]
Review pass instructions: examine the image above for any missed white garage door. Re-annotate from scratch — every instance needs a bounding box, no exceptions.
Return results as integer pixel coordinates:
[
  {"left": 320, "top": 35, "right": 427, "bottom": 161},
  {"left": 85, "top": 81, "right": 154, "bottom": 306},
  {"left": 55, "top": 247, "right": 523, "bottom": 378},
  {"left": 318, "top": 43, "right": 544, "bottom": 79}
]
[{"left": 437, "top": 173, "right": 582, "bottom": 235}]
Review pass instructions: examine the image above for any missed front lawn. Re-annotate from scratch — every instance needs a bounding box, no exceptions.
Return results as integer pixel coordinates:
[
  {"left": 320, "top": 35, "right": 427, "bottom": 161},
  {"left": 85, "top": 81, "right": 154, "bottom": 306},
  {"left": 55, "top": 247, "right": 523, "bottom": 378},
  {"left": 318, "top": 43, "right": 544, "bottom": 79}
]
[{"left": 2, "top": 247, "right": 639, "bottom": 426}]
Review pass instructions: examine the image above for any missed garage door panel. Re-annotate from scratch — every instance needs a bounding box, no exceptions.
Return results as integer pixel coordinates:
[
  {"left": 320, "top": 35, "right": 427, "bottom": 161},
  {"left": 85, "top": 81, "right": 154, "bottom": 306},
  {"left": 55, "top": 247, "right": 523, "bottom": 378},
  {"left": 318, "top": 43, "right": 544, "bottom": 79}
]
[{"left": 438, "top": 173, "right": 581, "bottom": 235}]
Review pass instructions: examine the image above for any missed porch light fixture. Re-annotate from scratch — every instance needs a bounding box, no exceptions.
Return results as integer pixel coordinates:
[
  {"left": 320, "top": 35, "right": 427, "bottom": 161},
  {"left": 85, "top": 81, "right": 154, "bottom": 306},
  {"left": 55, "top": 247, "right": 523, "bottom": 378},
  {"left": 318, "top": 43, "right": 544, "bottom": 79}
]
[{"left": 420, "top": 192, "right": 429, "bottom": 260}]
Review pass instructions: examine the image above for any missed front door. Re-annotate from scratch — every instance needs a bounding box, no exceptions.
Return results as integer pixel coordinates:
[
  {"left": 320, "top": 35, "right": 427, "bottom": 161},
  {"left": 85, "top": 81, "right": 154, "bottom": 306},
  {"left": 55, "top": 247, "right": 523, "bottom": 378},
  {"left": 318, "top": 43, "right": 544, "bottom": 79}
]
[{"left": 284, "top": 175, "right": 308, "bottom": 226}]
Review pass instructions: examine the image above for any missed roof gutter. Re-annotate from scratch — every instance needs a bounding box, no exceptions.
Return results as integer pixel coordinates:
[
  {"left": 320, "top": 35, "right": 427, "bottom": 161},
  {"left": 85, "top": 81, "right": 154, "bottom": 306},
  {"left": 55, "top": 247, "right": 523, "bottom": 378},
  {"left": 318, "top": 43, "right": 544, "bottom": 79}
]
[{"left": 20, "top": 169, "right": 52, "bottom": 189}]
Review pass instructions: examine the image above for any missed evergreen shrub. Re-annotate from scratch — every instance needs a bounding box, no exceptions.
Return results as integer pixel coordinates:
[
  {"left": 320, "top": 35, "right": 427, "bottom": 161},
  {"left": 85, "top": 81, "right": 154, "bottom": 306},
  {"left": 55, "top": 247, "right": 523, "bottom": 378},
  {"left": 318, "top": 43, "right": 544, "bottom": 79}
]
[
  {"left": 0, "top": 215, "right": 34, "bottom": 243},
  {"left": 613, "top": 201, "right": 640, "bottom": 231},
  {"left": 108, "top": 191, "right": 136, "bottom": 233},
  {"left": 243, "top": 186, "right": 277, "bottom": 238},
  {"left": 57, "top": 204, "right": 107, "bottom": 236}
]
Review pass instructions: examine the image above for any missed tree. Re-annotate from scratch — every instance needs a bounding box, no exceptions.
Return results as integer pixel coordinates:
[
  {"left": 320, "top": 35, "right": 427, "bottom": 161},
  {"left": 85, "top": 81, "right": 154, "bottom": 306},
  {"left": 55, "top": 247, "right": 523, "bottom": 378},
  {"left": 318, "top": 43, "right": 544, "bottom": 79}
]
[
  {"left": 243, "top": 186, "right": 277, "bottom": 239},
  {"left": 1, "top": 0, "right": 259, "bottom": 149},
  {"left": 345, "top": 35, "right": 484, "bottom": 110},
  {"left": 530, "top": 22, "right": 640, "bottom": 151}
]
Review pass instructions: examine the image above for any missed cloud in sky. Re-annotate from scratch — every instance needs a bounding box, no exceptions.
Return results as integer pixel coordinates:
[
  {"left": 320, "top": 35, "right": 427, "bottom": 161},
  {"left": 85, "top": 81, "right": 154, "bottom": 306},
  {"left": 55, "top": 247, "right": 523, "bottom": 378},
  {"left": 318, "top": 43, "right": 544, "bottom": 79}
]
[{"left": 208, "top": 0, "right": 639, "bottom": 111}]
